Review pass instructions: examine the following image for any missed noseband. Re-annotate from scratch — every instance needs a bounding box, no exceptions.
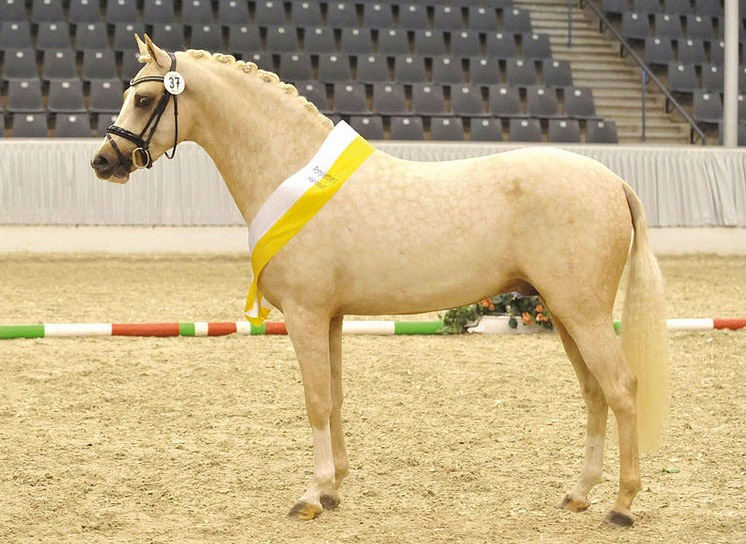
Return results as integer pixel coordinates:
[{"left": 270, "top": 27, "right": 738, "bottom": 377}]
[{"left": 105, "top": 51, "right": 180, "bottom": 169}]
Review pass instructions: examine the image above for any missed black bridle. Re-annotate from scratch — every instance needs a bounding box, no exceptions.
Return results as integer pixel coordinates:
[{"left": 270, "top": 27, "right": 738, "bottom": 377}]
[{"left": 105, "top": 51, "right": 180, "bottom": 170}]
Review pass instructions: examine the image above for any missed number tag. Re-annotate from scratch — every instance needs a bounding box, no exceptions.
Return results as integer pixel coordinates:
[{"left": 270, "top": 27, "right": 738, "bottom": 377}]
[{"left": 164, "top": 71, "right": 185, "bottom": 95}]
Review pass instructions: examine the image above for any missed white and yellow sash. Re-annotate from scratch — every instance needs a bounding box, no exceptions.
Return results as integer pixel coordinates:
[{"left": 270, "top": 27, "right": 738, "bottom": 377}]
[{"left": 244, "top": 121, "right": 375, "bottom": 325}]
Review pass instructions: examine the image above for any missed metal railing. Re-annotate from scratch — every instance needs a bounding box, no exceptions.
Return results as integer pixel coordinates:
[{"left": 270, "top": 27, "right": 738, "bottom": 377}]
[{"left": 579, "top": 0, "right": 706, "bottom": 144}]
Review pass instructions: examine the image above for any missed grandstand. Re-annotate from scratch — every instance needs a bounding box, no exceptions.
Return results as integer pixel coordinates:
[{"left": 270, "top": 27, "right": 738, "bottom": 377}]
[{"left": 1, "top": 0, "right": 741, "bottom": 142}]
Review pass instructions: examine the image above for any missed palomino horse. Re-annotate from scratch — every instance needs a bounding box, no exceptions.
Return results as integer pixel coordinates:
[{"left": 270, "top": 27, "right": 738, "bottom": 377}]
[{"left": 92, "top": 36, "right": 668, "bottom": 526}]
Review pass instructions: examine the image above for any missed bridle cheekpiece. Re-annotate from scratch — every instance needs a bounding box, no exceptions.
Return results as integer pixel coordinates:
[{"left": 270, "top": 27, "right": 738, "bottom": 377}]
[{"left": 105, "top": 51, "right": 182, "bottom": 169}]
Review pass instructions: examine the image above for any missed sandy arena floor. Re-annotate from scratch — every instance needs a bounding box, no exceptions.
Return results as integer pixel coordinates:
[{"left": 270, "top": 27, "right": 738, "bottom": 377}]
[{"left": 0, "top": 254, "right": 744, "bottom": 543}]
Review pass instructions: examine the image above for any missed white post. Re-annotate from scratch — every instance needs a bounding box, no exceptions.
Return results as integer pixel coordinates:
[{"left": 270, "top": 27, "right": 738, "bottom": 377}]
[{"left": 722, "top": 0, "right": 740, "bottom": 147}]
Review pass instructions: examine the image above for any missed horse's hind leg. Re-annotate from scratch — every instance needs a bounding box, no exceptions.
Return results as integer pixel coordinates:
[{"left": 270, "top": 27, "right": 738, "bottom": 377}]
[
  {"left": 561, "top": 320, "right": 641, "bottom": 526},
  {"left": 555, "top": 318, "right": 609, "bottom": 513}
]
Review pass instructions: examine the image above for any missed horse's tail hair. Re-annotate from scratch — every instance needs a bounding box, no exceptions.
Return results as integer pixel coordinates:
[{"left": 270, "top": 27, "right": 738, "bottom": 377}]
[{"left": 621, "top": 182, "right": 669, "bottom": 454}]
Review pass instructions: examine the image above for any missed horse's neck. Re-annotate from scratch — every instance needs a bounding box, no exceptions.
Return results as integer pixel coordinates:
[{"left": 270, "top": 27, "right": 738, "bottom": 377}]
[{"left": 189, "top": 62, "right": 332, "bottom": 225}]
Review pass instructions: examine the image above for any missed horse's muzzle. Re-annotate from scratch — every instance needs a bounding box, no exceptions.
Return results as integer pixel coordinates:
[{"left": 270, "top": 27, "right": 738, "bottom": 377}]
[{"left": 91, "top": 151, "right": 131, "bottom": 184}]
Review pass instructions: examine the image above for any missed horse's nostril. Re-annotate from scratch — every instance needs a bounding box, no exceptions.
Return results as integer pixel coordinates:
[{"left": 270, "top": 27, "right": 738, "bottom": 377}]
[{"left": 91, "top": 154, "right": 110, "bottom": 170}]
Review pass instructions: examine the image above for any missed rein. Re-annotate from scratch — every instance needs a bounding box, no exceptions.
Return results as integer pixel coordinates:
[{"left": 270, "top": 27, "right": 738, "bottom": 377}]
[{"left": 105, "top": 51, "right": 180, "bottom": 169}]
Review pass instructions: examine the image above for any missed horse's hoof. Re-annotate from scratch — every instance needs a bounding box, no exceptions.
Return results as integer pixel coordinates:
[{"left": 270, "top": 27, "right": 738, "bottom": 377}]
[
  {"left": 560, "top": 494, "right": 590, "bottom": 513},
  {"left": 320, "top": 493, "right": 340, "bottom": 510},
  {"left": 288, "top": 502, "right": 322, "bottom": 521},
  {"left": 605, "top": 510, "right": 635, "bottom": 527}
]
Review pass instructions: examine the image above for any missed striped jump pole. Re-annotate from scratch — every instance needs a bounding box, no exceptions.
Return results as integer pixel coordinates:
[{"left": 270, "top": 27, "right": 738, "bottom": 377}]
[{"left": 0, "top": 318, "right": 744, "bottom": 340}]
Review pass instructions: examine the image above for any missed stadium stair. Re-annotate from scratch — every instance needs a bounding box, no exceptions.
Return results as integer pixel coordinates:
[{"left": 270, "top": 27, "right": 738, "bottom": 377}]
[{"left": 515, "top": 0, "right": 692, "bottom": 143}]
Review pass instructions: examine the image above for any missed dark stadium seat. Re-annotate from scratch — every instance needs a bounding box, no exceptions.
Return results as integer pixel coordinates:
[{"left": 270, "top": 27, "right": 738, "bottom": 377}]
[
  {"left": 667, "top": 62, "right": 698, "bottom": 93},
  {"left": 411, "top": 83, "right": 447, "bottom": 115},
  {"left": 548, "top": 119, "right": 581, "bottom": 143},
  {"left": 692, "top": 90, "right": 723, "bottom": 124},
  {"left": 0, "top": 21, "right": 31, "bottom": 50},
  {"left": 121, "top": 51, "right": 143, "bottom": 80},
  {"left": 332, "top": 82, "right": 369, "bottom": 114},
  {"left": 503, "top": 8, "right": 532, "bottom": 34},
  {"left": 279, "top": 53, "right": 313, "bottom": 81},
  {"left": 390, "top": 116, "right": 425, "bottom": 140},
  {"left": 290, "top": 1, "right": 322, "bottom": 26},
  {"left": 42, "top": 49, "right": 78, "bottom": 81},
  {"left": 47, "top": 79, "right": 86, "bottom": 113},
  {"left": 664, "top": 0, "right": 693, "bottom": 15},
  {"left": 356, "top": 54, "right": 390, "bottom": 83},
  {"left": 685, "top": 15, "right": 715, "bottom": 42},
  {"left": 254, "top": 0, "right": 287, "bottom": 26},
  {"left": 469, "top": 57, "right": 501, "bottom": 86},
  {"left": 88, "top": 79, "right": 125, "bottom": 113},
  {"left": 218, "top": 0, "right": 250, "bottom": 25},
  {"left": 694, "top": 0, "right": 722, "bottom": 18},
  {"left": 377, "top": 29, "right": 410, "bottom": 55},
  {"left": 68, "top": 0, "right": 102, "bottom": 24},
  {"left": 372, "top": 83, "right": 407, "bottom": 115},
  {"left": 468, "top": 6, "right": 499, "bottom": 32},
  {"left": 318, "top": 54, "right": 352, "bottom": 82},
  {"left": 413, "top": 30, "right": 447, "bottom": 56},
  {"left": 505, "top": 58, "right": 539, "bottom": 87},
  {"left": 622, "top": 12, "right": 653, "bottom": 42},
  {"left": 7, "top": 79, "right": 45, "bottom": 112},
  {"left": 521, "top": 33, "right": 552, "bottom": 60},
  {"left": 431, "top": 56, "right": 465, "bottom": 84},
  {"left": 11, "top": 114, "right": 48, "bottom": 137},
  {"left": 191, "top": 24, "right": 226, "bottom": 52},
  {"left": 95, "top": 113, "right": 118, "bottom": 136},
  {"left": 633, "top": 0, "right": 662, "bottom": 13},
  {"left": 485, "top": 32, "right": 518, "bottom": 58},
  {"left": 526, "top": 86, "right": 560, "bottom": 118},
  {"left": 601, "top": 0, "right": 631, "bottom": 15},
  {"left": 431, "top": 117, "right": 466, "bottom": 141},
  {"left": 586, "top": 119, "right": 619, "bottom": 143},
  {"left": 349, "top": 115, "right": 385, "bottom": 140},
  {"left": 543, "top": 59, "right": 573, "bottom": 88},
  {"left": 433, "top": 5, "right": 464, "bottom": 31},
  {"left": 296, "top": 80, "right": 329, "bottom": 112},
  {"left": 0, "top": 0, "right": 27, "bottom": 22},
  {"left": 143, "top": 0, "right": 176, "bottom": 25},
  {"left": 451, "top": 84, "right": 486, "bottom": 116},
  {"left": 2, "top": 50, "right": 39, "bottom": 80},
  {"left": 182, "top": 0, "right": 214, "bottom": 25},
  {"left": 113, "top": 23, "right": 145, "bottom": 52},
  {"left": 82, "top": 49, "right": 118, "bottom": 81},
  {"left": 303, "top": 26, "right": 336, "bottom": 53},
  {"left": 678, "top": 39, "right": 707, "bottom": 65},
  {"left": 451, "top": 30, "right": 482, "bottom": 57},
  {"left": 394, "top": 55, "right": 427, "bottom": 83},
  {"left": 31, "top": 0, "right": 64, "bottom": 23},
  {"left": 340, "top": 28, "right": 374, "bottom": 54},
  {"left": 469, "top": 117, "right": 503, "bottom": 141},
  {"left": 55, "top": 113, "right": 92, "bottom": 137},
  {"left": 654, "top": 13, "right": 684, "bottom": 40},
  {"left": 36, "top": 22, "right": 72, "bottom": 50},
  {"left": 242, "top": 51, "right": 274, "bottom": 71},
  {"left": 266, "top": 26, "right": 300, "bottom": 53},
  {"left": 489, "top": 85, "right": 523, "bottom": 117},
  {"left": 75, "top": 23, "right": 109, "bottom": 51},
  {"left": 644, "top": 37, "right": 674, "bottom": 67},
  {"left": 363, "top": 3, "right": 394, "bottom": 28},
  {"left": 709, "top": 40, "right": 725, "bottom": 66},
  {"left": 398, "top": 4, "right": 429, "bottom": 30},
  {"left": 106, "top": 0, "right": 138, "bottom": 24},
  {"left": 564, "top": 87, "right": 597, "bottom": 119},
  {"left": 151, "top": 23, "right": 186, "bottom": 51},
  {"left": 509, "top": 118, "right": 542, "bottom": 141},
  {"left": 227, "top": 25, "right": 262, "bottom": 55},
  {"left": 327, "top": 2, "right": 358, "bottom": 27},
  {"left": 700, "top": 64, "right": 723, "bottom": 93}
]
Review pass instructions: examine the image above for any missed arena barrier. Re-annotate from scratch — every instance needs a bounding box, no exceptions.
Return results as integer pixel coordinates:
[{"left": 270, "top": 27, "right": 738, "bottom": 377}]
[{"left": 1, "top": 317, "right": 744, "bottom": 339}]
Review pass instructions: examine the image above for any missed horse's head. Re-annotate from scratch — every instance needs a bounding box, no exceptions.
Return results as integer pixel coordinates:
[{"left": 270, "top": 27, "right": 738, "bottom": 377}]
[{"left": 91, "top": 35, "right": 187, "bottom": 183}]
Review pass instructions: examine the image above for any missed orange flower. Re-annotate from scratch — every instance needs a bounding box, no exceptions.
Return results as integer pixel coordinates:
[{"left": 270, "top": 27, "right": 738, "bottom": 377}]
[
  {"left": 536, "top": 313, "right": 547, "bottom": 322},
  {"left": 535, "top": 304, "right": 543, "bottom": 313},
  {"left": 522, "top": 312, "right": 532, "bottom": 325}
]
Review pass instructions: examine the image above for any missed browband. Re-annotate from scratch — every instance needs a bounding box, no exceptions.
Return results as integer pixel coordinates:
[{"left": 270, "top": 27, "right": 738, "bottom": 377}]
[{"left": 105, "top": 51, "right": 180, "bottom": 170}]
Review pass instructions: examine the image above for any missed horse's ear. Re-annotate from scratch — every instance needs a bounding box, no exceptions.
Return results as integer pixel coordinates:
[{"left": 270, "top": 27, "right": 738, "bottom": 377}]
[
  {"left": 135, "top": 34, "right": 148, "bottom": 57},
  {"left": 143, "top": 34, "right": 171, "bottom": 68}
]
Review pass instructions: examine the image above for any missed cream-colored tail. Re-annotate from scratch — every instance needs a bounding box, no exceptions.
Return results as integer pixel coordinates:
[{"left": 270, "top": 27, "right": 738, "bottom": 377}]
[{"left": 621, "top": 183, "right": 669, "bottom": 454}]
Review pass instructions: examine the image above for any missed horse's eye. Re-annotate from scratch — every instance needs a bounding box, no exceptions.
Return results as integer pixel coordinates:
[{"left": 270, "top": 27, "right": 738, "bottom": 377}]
[{"left": 135, "top": 95, "right": 154, "bottom": 109}]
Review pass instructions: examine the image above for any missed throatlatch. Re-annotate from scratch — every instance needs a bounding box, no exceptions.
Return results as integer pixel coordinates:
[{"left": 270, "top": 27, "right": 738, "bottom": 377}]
[{"left": 105, "top": 51, "right": 181, "bottom": 169}]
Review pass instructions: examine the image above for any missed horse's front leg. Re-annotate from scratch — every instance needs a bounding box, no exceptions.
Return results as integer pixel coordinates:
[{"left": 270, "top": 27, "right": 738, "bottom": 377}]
[{"left": 284, "top": 307, "right": 336, "bottom": 520}]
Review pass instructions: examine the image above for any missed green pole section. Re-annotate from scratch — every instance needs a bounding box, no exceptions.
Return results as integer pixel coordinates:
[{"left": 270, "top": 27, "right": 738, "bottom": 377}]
[
  {"left": 179, "top": 322, "right": 195, "bottom": 336},
  {"left": 394, "top": 321, "right": 444, "bottom": 335},
  {"left": 250, "top": 323, "right": 266, "bottom": 335},
  {"left": 613, "top": 321, "right": 621, "bottom": 333},
  {"left": 0, "top": 324, "right": 45, "bottom": 339}
]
